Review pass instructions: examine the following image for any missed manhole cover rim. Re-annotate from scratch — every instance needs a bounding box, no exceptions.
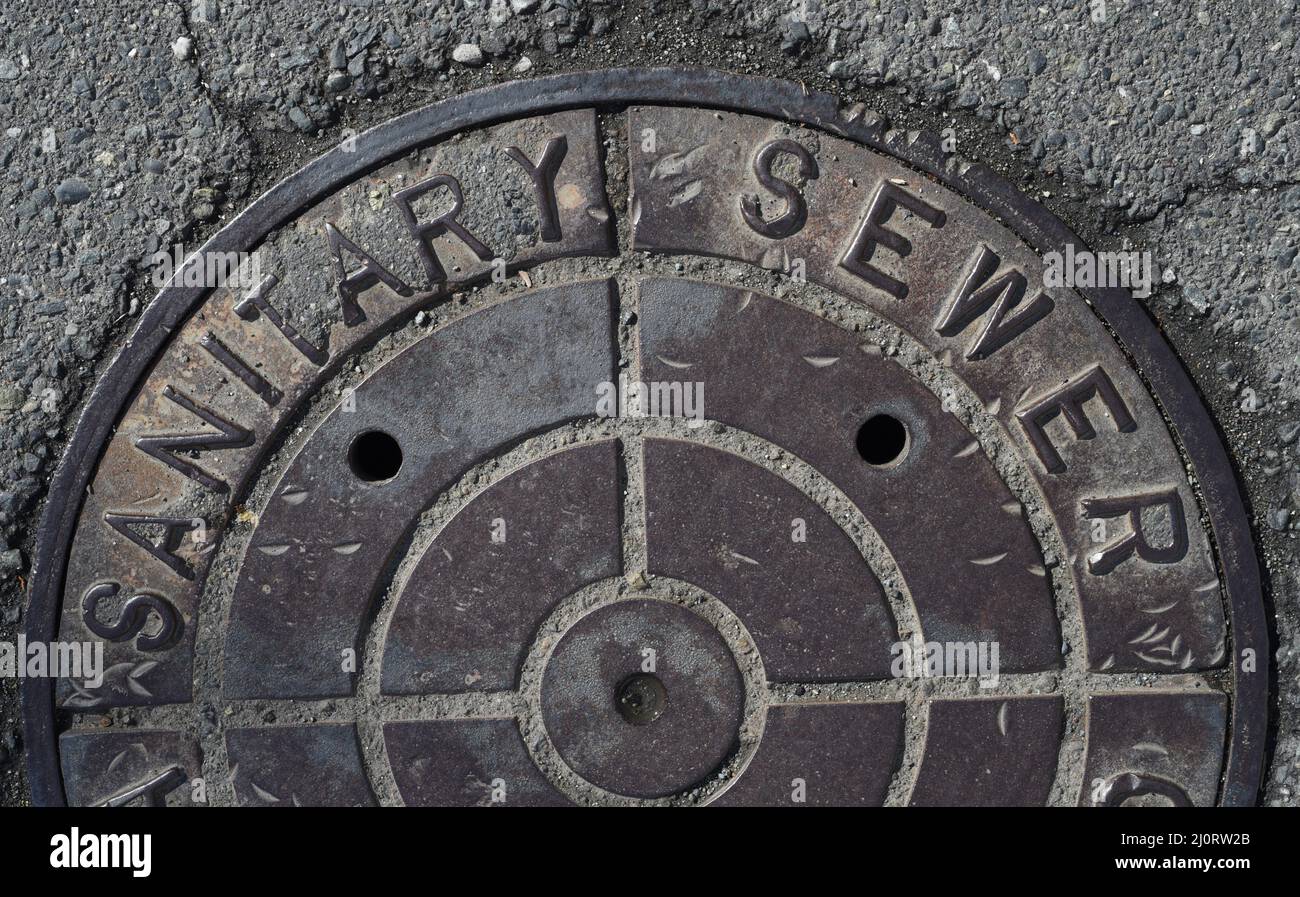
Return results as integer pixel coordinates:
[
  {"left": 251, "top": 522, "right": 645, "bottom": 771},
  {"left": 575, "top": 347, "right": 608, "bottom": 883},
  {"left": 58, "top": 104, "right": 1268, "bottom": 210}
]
[{"left": 22, "top": 66, "right": 1267, "bottom": 806}]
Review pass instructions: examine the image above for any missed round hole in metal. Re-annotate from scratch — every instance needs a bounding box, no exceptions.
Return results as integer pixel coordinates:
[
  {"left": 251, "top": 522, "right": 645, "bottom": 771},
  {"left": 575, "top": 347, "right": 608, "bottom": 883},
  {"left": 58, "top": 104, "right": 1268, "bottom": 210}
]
[
  {"left": 348, "top": 430, "right": 403, "bottom": 482},
  {"left": 856, "top": 414, "right": 909, "bottom": 466}
]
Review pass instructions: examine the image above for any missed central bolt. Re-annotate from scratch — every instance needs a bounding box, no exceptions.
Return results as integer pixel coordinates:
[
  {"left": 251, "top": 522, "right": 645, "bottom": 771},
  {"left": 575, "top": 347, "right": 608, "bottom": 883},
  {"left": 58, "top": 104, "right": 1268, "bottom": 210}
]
[{"left": 616, "top": 673, "right": 668, "bottom": 725}]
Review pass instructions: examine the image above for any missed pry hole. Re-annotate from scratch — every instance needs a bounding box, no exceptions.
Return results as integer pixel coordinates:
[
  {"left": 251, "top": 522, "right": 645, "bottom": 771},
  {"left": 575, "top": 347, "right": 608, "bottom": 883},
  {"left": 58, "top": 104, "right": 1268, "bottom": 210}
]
[
  {"left": 855, "top": 414, "right": 909, "bottom": 466},
  {"left": 348, "top": 430, "right": 403, "bottom": 482}
]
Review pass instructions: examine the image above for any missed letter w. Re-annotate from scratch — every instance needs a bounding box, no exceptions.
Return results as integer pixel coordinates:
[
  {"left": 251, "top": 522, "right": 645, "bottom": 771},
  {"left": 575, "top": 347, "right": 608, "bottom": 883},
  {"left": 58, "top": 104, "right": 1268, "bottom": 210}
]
[{"left": 935, "top": 244, "right": 1054, "bottom": 360}]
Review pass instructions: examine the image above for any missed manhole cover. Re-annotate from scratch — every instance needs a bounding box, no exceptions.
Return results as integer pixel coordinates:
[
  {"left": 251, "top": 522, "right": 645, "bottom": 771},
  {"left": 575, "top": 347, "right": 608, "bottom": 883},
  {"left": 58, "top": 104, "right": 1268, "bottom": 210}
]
[{"left": 25, "top": 69, "right": 1267, "bottom": 807}]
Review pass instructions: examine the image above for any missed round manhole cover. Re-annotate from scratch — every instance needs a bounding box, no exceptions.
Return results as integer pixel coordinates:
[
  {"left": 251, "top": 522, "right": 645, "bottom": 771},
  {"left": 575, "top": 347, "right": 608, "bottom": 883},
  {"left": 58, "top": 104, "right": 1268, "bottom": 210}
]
[{"left": 25, "top": 69, "right": 1267, "bottom": 807}]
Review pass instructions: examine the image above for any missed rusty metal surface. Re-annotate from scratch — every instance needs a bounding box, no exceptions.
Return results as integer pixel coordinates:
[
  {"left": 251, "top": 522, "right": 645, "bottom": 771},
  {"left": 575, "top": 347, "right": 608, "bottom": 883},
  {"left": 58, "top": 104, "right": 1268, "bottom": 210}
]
[
  {"left": 26, "top": 69, "right": 1267, "bottom": 807},
  {"left": 384, "top": 720, "right": 571, "bottom": 807},
  {"left": 630, "top": 118, "right": 1224, "bottom": 677},
  {"left": 59, "top": 729, "right": 202, "bottom": 807},
  {"left": 711, "top": 703, "right": 903, "bottom": 807},
  {"left": 541, "top": 599, "right": 744, "bottom": 799},
  {"left": 639, "top": 281, "right": 1061, "bottom": 672},
  {"left": 1080, "top": 692, "right": 1227, "bottom": 807},
  {"left": 643, "top": 437, "right": 898, "bottom": 681},
  {"left": 908, "top": 697, "right": 1063, "bottom": 807},
  {"left": 224, "top": 724, "right": 375, "bottom": 807},
  {"left": 381, "top": 440, "right": 622, "bottom": 695}
]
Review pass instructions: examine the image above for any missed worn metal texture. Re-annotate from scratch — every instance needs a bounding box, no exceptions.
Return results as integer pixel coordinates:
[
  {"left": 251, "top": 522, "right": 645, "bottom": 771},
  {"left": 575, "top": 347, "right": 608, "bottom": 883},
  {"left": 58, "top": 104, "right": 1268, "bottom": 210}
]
[
  {"left": 541, "top": 599, "right": 744, "bottom": 799},
  {"left": 24, "top": 69, "right": 1267, "bottom": 807}
]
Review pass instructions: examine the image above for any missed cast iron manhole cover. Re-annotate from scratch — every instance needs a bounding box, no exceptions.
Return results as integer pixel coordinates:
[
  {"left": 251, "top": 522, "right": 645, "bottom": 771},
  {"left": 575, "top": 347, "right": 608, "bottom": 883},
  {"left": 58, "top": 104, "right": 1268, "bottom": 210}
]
[{"left": 25, "top": 69, "right": 1267, "bottom": 807}]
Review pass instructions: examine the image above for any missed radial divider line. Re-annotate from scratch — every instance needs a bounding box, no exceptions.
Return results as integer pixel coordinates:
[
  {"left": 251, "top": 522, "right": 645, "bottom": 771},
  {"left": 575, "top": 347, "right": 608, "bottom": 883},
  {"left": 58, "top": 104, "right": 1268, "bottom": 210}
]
[
  {"left": 100, "top": 672, "right": 1208, "bottom": 730},
  {"left": 617, "top": 275, "right": 647, "bottom": 579}
]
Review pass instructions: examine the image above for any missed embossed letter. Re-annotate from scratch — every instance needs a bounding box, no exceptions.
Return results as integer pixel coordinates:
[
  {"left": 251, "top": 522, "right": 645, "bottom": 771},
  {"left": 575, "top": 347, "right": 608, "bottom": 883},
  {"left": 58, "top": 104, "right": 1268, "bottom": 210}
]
[
  {"left": 103, "top": 514, "right": 203, "bottom": 581},
  {"left": 324, "top": 222, "right": 414, "bottom": 326},
  {"left": 740, "top": 139, "right": 819, "bottom": 239},
  {"left": 1015, "top": 365, "right": 1136, "bottom": 474},
  {"left": 82, "top": 582, "right": 182, "bottom": 650},
  {"left": 839, "top": 181, "right": 946, "bottom": 299},
  {"left": 100, "top": 767, "right": 189, "bottom": 807},
  {"left": 392, "top": 174, "right": 494, "bottom": 287},
  {"left": 233, "top": 274, "right": 329, "bottom": 366},
  {"left": 504, "top": 135, "right": 569, "bottom": 243},
  {"left": 200, "top": 332, "right": 283, "bottom": 406},
  {"left": 135, "top": 385, "right": 254, "bottom": 493},
  {"left": 935, "top": 244, "right": 1054, "bottom": 359},
  {"left": 1080, "top": 488, "right": 1189, "bottom": 575}
]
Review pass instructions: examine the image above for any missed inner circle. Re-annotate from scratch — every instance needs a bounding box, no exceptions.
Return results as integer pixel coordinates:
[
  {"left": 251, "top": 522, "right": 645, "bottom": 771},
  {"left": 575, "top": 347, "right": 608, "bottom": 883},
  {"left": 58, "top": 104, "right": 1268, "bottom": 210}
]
[{"left": 539, "top": 597, "right": 746, "bottom": 800}]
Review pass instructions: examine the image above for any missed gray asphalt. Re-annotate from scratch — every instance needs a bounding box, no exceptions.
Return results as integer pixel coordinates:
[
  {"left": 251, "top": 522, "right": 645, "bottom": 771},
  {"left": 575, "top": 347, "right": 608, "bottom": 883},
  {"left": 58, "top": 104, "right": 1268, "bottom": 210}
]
[{"left": 0, "top": 0, "right": 1295, "bottom": 806}]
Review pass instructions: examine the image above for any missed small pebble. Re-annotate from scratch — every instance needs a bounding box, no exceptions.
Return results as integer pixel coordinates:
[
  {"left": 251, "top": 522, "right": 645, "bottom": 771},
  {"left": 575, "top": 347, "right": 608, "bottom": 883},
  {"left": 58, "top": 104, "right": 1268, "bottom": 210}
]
[
  {"left": 452, "top": 43, "right": 484, "bottom": 67},
  {"left": 54, "top": 178, "right": 90, "bottom": 205}
]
